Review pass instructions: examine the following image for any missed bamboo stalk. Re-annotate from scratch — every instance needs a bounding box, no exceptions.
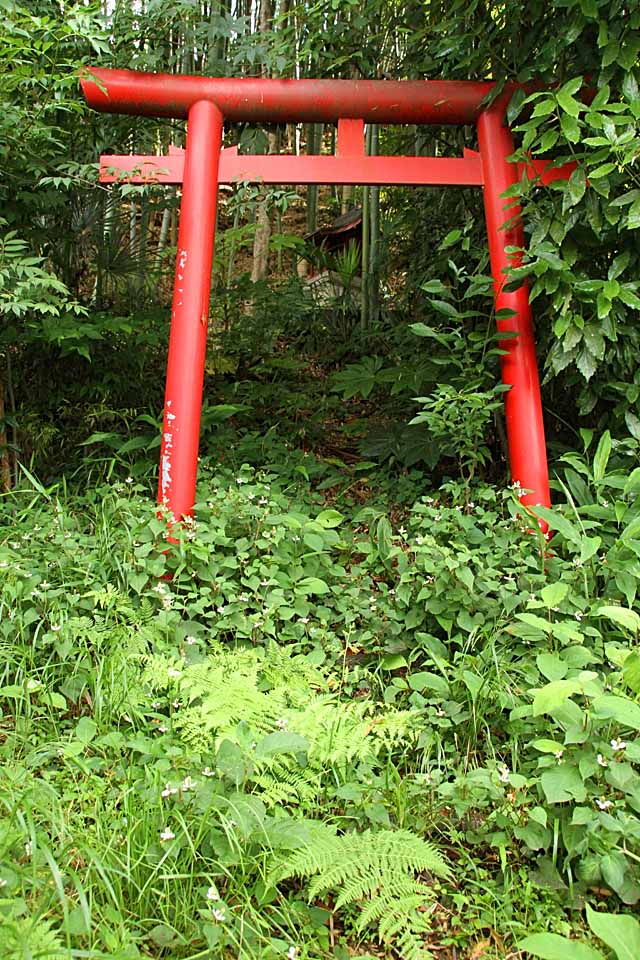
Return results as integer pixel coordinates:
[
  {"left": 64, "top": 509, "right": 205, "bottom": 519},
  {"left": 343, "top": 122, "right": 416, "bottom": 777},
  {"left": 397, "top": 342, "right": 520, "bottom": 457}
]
[{"left": 369, "top": 123, "right": 379, "bottom": 324}]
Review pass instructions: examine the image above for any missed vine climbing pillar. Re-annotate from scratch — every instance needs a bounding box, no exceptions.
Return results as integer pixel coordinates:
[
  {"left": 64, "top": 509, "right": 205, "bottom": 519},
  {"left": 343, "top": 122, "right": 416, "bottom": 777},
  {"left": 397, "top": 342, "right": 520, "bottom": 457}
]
[
  {"left": 478, "top": 107, "right": 551, "bottom": 512},
  {"left": 158, "top": 100, "right": 223, "bottom": 521}
]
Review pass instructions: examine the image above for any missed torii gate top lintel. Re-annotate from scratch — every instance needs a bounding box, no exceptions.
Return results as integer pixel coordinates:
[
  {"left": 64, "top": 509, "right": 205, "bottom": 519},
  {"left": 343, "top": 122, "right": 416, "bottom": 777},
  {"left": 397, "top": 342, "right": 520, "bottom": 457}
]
[
  {"left": 81, "top": 66, "right": 561, "bottom": 530},
  {"left": 81, "top": 67, "right": 507, "bottom": 124}
]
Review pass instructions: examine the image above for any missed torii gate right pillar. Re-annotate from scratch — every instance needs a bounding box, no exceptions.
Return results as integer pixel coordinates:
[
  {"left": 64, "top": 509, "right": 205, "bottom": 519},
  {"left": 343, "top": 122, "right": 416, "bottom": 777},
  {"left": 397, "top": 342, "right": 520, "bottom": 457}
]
[{"left": 478, "top": 107, "right": 551, "bottom": 511}]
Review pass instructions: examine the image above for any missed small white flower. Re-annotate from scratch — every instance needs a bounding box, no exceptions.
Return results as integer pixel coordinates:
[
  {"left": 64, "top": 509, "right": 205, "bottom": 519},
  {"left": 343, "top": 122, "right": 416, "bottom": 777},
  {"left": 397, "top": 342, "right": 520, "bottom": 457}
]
[
  {"left": 239, "top": 593, "right": 250, "bottom": 602},
  {"left": 154, "top": 583, "right": 166, "bottom": 594},
  {"left": 217, "top": 606, "right": 226, "bottom": 614},
  {"left": 211, "top": 908, "right": 226, "bottom": 922},
  {"left": 160, "top": 827, "right": 175, "bottom": 842},
  {"left": 575, "top": 612, "right": 583, "bottom": 621},
  {"left": 158, "top": 724, "right": 168, "bottom": 733},
  {"left": 398, "top": 526, "right": 407, "bottom": 535},
  {"left": 206, "top": 886, "right": 220, "bottom": 901},
  {"left": 300, "top": 617, "right": 310, "bottom": 624},
  {"left": 498, "top": 764, "right": 510, "bottom": 784},
  {"left": 260, "top": 579, "right": 269, "bottom": 587},
  {"left": 162, "top": 783, "right": 177, "bottom": 798},
  {"left": 276, "top": 717, "right": 288, "bottom": 729},
  {"left": 597, "top": 754, "right": 608, "bottom": 767},
  {"left": 24, "top": 841, "right": 32, "bottom": 857},
  {"left": 185, "top": 636, "right": 198, "bottom": 646},
  {"left": 172, "top": 700, "right": 180, "bottom": 709},
  {"left": 596, "top": 798, "right": 613, "bottom": 811},
  {"left": 151, "top": 701, "right": 161, "bottom": 709},
  {"left": 181, "top": 776, "right": 196, "bottom": 791},
  {"left": 259, "top": 497, "right": 268, "bottom": 505},
  {"left": 202, "top": 766, "right": 215, "bottom": 777},
  {"left": 287, "top": 948, "right": 297, "bottom": 960},
  {"left": 50, "top": 624, "right": 61, "bottom": 632},
  {"left": 126, "top": 477, "right": 134, "bottom": 484},
  {"left": 554, "top": 750, "right": 564, "bottom": 762},
  {"left": 611, "top": 739, "right": 626, "bottom": 752}
]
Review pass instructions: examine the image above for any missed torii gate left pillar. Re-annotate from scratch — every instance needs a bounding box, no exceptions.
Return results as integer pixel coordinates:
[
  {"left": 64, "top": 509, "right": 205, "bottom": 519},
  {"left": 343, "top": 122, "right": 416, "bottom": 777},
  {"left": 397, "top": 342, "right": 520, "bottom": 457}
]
[
  {"left": 159, "top": 100, "right": 223, "bottom": 515},
  {"left": 81, "top": 68, "right": 563, "bottom": 525}
]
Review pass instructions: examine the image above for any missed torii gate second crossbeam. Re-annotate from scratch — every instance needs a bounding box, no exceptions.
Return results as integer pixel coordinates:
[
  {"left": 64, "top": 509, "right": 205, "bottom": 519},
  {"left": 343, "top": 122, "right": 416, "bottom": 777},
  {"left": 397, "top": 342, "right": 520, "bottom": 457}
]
[{"left": 81, "top": 68, "right": 568, "bottom": 525}]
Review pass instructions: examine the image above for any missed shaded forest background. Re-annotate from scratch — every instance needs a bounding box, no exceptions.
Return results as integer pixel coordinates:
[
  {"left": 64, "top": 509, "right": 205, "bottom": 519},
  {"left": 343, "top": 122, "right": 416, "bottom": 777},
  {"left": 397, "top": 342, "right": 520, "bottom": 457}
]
[{"left": 1, "top": 0, "right": 639, "bottom": 494}]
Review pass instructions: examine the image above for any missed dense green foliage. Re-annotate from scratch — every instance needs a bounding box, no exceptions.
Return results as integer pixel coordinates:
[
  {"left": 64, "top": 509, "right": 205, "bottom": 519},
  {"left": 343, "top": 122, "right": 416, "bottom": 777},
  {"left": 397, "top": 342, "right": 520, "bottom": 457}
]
[{"left": 1, "top": 0, "right": 640, "bottom": 957}]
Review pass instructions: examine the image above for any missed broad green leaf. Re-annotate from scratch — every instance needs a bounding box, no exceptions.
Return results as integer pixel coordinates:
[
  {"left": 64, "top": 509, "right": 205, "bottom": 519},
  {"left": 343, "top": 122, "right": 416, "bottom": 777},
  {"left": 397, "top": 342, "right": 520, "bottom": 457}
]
[
  {"left": 255, "top": 731, "right": 309, "bottom": 758},
  {"left": 567, "top": 168, "right": 587, "bottom": 206},
  {"left": 536, "top": 653, "right": 568, "bottom": 681},
  {"left": 593, "top": 431, "right": 611, "bottom": 481},
  {"left": 540, "top": 764, "right": 587, "bottom": 803},
  {"left": 586, "top": 905, "right": 640, "bottom": 960},
  {"left": 380, "top": 654, "right": 408, "bottom": 671},
  {"left": 557, "top": 89, "right": 582, "bottom": 118},
  {"left": 519, "top": 932, "right": 603, "bottom": 960},
  {"left": 408, "top": 671, "right": 450, "bottom": 696},
  {"left": 624, "top": 412, "right": 640, "bottom": 442},
  {"left": 532, "top": 738, "right": 566, "bottom": 754},
  {"left": 315, "top": 509, "right": 343, "bottom": 528},
  {"left": 622, "top": 651, "right": 640, "bottom": 695},
  {"left": 296, "top": 577, "right": 330, "bottom": 596},
  {"left": 540, "top": 582, "right": 569, "bottom": 607},
  {"left": 593, "top": 694, "right": 640, "bottom": 731},
  {"left": 595, "top": 605, "right": 640, "bottom": 634},
  {"left": 532, "top": 679, "right": 582, "bottom": 715},
  {"left": 589, "top": 163, "right": 616, "bottom": 179},
  {"left": 600, "top": 851, "right": 627, "bottom": 897},
  {"left": 516, "top": 612, "right": 553, "bottom": 634},
  {"left": 74, "top": 717, "right": 97, "bottom": 744},
  {"left": 461, "top": 669, "right": 483, "bottom": 701},
  {"left": 576, "top": 347, "right": 597, "bottom": 381},
  {"left": 429, "top": 299, "right": 459, "bottom": 318},
  {"left": 533, "top": 507, "right": 582, "bottom": 545}
]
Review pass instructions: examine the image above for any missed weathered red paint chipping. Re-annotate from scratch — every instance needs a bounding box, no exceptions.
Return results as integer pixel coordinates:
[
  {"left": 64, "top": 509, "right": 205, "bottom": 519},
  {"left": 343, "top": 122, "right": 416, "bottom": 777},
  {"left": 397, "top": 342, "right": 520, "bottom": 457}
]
[{"left": 158, "top": 100, "right": 223, "bottom": 523}]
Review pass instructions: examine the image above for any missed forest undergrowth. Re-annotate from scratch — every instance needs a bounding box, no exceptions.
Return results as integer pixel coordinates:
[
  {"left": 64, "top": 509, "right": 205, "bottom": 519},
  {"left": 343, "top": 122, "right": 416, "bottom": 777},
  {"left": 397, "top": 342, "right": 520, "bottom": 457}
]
[{"left": 2, "top": 412, "right": 640, "bottom": 959}]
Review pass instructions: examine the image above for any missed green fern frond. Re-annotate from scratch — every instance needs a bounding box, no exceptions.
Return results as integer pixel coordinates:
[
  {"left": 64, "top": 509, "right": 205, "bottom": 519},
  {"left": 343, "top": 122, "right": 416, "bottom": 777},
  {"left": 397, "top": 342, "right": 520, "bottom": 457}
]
[
  {"left": 270, "top": 827, "right": 448, "bottom": 960},
  {"left": 1, "top": 910, "right": 67, "bottom": 960}
]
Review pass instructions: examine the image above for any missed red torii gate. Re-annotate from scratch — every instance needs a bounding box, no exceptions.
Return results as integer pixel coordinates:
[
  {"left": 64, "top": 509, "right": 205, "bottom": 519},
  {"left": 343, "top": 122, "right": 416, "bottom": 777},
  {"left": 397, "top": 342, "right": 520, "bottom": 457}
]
[{"left": 81, "top": 68, "right": 568, "bottom": 524}]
